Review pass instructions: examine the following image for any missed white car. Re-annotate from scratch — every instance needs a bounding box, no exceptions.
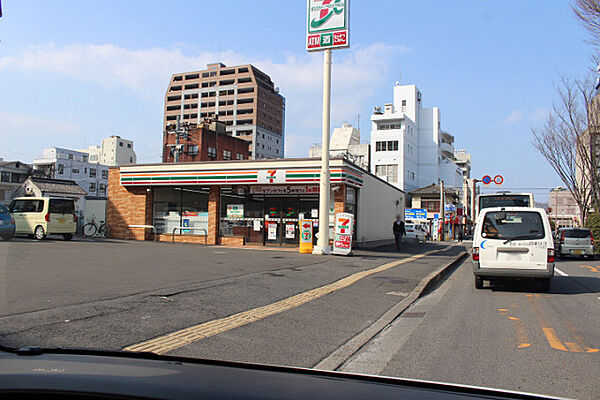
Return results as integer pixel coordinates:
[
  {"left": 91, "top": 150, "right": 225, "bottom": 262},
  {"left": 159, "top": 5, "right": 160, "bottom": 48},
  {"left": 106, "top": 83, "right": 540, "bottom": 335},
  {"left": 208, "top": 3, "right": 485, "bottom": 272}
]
[
  {"left": 405, "top": 223, "right": 427, "bottom": 243},
  {"left": 472, "top": 207, "right": 554, "bottom": 292}
]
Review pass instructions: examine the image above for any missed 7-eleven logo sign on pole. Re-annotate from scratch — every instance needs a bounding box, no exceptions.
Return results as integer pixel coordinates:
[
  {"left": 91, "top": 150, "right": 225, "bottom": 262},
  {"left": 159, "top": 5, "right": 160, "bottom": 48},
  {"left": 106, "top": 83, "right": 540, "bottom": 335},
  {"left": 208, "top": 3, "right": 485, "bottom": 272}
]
[
  {"left": 332, "top": 212, "right": 354, "bottom": 256},
  {"left": 307, "top": 0, "right": 349, "bottom": 51}
]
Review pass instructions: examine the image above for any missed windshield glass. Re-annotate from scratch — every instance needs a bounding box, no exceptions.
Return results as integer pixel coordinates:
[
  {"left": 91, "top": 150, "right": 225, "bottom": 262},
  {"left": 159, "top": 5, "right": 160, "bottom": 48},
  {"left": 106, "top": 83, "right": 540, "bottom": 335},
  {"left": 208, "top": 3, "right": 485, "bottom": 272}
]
[
  {"left": 481, "top": 211, "right": 545, "bottom": 240},
  {"left": 1, "top": 2, "right": 600, "bottom": 399},
  {"left": 564, "top": 229, "right": 591, "bottom": 238}
]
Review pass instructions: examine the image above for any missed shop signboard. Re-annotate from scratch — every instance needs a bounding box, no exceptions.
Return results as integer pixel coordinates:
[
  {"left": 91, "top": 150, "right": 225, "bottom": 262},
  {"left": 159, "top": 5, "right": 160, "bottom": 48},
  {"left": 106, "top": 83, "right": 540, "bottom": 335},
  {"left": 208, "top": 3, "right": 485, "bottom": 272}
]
[
  {"left": 433, "top": 218, "right": 440, "bottom": 241},
  {"left": 299, "top": 219, "right": 314, "bottom": 253},
  {"left": 306, "top": 0, "right": 349, "bottom": 51},
  {"left": 250, "top": 185, "right": 319, "bottom": 195},
  {"left": 405, "top": 208, "right": 427, "bottom": 220},
  {"left": 227, "top": 204, "right": 244, "bottom": 218},
  {"left": 286, "top": 223, "right": 295, "bottom": 239},
  {"left": 268, "top": 223, "right": 277, "bottom": 240},
  {"left": 311, "top": 208, "right": 319, "bottom": 218},
  {"left": 332, "top": 212, "right": 354, "bottom": 256}
]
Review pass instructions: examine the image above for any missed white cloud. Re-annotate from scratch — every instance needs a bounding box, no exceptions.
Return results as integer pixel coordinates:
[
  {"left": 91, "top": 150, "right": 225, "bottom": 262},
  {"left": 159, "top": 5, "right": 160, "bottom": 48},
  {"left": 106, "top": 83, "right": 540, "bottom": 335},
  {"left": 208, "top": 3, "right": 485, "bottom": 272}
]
[
  {"left": 0, "top": 42, "right": 404, "bottom": 159},
  {"left": 505, "top": 109, "right": 524, "bottom": 124}
]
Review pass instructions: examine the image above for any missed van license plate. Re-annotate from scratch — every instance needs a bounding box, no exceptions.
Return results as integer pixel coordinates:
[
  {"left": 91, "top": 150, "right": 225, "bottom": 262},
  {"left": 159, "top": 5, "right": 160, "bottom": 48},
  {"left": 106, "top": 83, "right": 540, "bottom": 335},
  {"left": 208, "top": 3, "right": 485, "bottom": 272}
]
[{"left": 573, "top": 249, "right": 583, "bottom": 255}]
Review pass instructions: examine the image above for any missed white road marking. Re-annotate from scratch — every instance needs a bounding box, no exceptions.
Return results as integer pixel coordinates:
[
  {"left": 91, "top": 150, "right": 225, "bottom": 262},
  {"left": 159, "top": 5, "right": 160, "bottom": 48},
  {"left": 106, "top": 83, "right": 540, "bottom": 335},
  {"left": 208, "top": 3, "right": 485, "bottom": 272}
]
[{"left": 555, "top": 268, "right": 568, "bottom": 277}]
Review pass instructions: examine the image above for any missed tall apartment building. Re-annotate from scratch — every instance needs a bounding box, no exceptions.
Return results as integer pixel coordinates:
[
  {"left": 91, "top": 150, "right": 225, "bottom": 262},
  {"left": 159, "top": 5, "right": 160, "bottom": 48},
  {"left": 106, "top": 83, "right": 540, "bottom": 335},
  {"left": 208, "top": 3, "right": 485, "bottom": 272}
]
[
  {"left": 370, "top": 82, "right": 465, "bottom": 193},
  {"left": 80, "top": 136, "right": 137, "bottom": 167},
  {"left": 163, "top": 63, "right": 285, "bottom": 160},
  {"left": 33, "top": 148, "right": 109, "bottom": 197}
]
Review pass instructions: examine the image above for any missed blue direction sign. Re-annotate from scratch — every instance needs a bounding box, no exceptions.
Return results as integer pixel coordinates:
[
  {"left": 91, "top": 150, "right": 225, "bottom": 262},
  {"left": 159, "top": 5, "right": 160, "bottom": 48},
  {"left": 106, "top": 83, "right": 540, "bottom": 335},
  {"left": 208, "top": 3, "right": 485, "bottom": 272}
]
[{"left": 405, "top": 208, "right": 427, "bottom": 220}]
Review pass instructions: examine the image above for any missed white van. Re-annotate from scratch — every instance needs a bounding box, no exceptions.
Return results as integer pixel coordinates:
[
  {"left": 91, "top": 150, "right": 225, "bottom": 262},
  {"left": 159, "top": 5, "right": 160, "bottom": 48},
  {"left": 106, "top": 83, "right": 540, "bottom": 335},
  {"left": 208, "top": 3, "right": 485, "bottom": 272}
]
[
  {"left": 9, "top": 197, "right": 77, "bottom": 240},
  {"left": 472, "top": 207, "right": 554, "bottom": 292}
]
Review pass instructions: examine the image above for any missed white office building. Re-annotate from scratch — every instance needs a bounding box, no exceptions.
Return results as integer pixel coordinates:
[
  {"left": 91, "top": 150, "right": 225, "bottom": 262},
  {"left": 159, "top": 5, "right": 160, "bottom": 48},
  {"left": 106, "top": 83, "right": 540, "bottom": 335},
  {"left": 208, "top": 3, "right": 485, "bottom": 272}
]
[
  {"left": 33, "top": 148, "right": 110, "bottom": 197},
  {"left": 370, "top": 82, "right": 464, "bottom": 193},
  {"left": 308, "top": 123, "right": 370, "bottom": 170},
  {"left": 79, "top": 135, "right": 137, "bottom": 167}
]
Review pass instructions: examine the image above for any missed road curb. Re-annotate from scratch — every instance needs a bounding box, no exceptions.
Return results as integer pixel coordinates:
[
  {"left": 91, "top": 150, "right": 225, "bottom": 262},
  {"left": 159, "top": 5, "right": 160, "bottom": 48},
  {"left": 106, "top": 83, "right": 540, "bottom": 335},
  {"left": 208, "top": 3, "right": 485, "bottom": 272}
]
[{"left": 313, "top": 249, "right": 468, "bottom": 371}]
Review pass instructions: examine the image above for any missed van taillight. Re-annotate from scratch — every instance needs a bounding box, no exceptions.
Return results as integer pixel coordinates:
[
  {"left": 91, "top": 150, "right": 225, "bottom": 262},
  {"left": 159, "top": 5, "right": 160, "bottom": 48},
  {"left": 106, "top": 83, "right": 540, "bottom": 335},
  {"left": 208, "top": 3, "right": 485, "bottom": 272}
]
[
  {"left": 472, "top": 247, "right": 479, "bottom": 261},
  {"left": 560, "top": 232, "right": 565, "bottom": 244},
  {"left": 590, "top": 232, "right": 594, "bottom": 245},
  {"left": 547, "top": 248, "right": 555, "bottom": 263},
  {"left": 45, "top": 213, "right": 50, "bottom": 222},
  {"left": 73, "top": 213, "right": 77, "bottom": 223}
]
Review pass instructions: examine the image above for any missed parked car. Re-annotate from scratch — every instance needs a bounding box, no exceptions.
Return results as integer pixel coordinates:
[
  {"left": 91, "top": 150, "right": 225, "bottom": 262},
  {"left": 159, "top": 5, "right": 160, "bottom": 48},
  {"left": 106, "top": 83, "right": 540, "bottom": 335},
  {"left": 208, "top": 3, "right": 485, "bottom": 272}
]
[
  {"left": 9, "top": 197, "right": 77, "bottom": 240},
  {"left": 405, "top": 223, "right": 427, "bottom": 243},
  {"left": 555, "top": 227, "right": 594, "bottom": 259},
  {"left": 0, "top": 204, "right": 16, "bottom": 241},
  {"left": 472, "top": 207, "right": 554, "bottom": 292}
]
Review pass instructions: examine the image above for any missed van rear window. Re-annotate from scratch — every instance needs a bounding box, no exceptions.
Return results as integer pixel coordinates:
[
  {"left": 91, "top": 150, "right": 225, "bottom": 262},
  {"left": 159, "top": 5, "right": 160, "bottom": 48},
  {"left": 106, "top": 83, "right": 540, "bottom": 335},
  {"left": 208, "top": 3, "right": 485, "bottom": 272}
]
[
  {"left": 49, "top": 199, "right": 75, "bottom": 214},
  {"left": 563, "top": 229, "right": 591, "bottom": 238},
  {"left": 481, "top": 211, "right": 545, "bottom": 241}
]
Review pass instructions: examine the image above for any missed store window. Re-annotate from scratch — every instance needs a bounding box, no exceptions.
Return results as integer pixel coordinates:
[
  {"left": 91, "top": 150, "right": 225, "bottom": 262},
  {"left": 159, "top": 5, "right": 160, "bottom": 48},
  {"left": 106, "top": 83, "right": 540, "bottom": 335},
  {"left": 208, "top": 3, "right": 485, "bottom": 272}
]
[{"left": 153, "top": 187, "right": 209, "bottom": 234}]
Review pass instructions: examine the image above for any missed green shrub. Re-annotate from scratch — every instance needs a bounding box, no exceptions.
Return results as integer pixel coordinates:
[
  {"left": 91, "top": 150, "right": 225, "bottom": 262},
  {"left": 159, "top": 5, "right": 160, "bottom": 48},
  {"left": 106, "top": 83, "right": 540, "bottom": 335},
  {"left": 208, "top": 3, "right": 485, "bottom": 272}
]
[{"left": 585, "top": 212, "right": 600, "bottom": 254}]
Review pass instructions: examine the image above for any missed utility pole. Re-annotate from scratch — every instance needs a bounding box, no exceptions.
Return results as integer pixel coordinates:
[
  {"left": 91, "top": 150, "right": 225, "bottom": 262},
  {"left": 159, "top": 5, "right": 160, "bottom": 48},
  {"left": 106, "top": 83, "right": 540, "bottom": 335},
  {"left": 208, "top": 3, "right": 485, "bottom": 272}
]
[
  {"left": 166, "top": 116, "right": 190, "bottom": 163},
  {"left": 471, "top": 178, "right": 479, "bottom": 232},
  {"left": 314, "top": 48, "right": 332, "bottom": 255},
  {"left": 440, "top": 180, "right": 445, "bottom": 241}
]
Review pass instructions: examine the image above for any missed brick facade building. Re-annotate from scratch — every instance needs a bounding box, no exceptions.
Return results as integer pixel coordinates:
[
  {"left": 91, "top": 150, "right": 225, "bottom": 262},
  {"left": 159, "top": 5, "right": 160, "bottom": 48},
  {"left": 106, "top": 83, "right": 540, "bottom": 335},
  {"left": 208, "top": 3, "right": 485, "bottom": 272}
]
[
  {"left": 163, "top": 120, "right": 250, "bottom": 163},
  {"left": 106, "top": 158, "right": 406, "bottom": 248}
]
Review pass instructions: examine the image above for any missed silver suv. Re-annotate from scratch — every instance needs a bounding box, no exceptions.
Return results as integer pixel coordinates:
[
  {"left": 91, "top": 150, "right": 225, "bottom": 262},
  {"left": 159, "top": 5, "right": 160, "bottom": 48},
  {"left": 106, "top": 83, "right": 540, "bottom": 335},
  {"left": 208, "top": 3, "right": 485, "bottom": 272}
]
[{"left": 555, "top": 228, "right": 595, "bottom": 259}]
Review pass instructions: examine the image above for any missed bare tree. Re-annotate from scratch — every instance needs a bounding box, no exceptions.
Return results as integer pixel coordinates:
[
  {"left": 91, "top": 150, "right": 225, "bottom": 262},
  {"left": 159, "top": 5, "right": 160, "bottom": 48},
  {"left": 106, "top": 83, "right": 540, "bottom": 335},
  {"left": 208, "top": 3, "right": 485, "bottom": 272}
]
[
  {"left": 574, "top": 0, "right": 600, "bottom": 46},
  {"left": 532, "top": 75, "right": 600, "bottom": 224}
]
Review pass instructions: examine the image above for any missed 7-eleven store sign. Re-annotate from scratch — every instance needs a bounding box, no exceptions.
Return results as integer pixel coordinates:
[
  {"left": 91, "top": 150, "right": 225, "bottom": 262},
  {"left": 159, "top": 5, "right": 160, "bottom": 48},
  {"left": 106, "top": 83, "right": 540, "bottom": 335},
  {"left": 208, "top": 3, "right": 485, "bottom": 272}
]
[
  {"left": 332, "top": 212, "right": 354, "bottom": 255},
  {"left": 258, "top": 169, "right": 286, "bottom": 184}
]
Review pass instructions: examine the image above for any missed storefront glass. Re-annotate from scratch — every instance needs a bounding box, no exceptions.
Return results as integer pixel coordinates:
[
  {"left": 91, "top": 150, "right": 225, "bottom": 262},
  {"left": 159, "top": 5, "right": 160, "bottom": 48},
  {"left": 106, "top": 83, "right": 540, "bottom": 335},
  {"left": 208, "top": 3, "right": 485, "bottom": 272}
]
[
  {"left": 219, "top": 186, "right": 319, "bottom": 246},
  {"left": 153, "top": 187, "right": 209, "bottom": 235}
]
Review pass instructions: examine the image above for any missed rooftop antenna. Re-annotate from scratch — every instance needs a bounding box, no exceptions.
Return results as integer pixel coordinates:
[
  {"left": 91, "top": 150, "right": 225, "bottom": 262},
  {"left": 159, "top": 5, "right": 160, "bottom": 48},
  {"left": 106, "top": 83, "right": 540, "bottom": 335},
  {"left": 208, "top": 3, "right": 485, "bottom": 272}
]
[{"left": 357, "top": 114, "right": 360, "bottom": 135}]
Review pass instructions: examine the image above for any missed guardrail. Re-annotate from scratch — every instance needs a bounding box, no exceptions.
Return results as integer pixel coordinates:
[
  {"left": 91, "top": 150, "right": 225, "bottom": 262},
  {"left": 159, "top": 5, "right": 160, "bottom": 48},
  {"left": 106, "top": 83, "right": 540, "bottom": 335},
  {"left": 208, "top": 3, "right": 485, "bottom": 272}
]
[
  {"left": 125, "top": 225, "right": 158, "bottom": 242},
  {"left": 171, "top": 227, "right": 208, "bottom": 245}
]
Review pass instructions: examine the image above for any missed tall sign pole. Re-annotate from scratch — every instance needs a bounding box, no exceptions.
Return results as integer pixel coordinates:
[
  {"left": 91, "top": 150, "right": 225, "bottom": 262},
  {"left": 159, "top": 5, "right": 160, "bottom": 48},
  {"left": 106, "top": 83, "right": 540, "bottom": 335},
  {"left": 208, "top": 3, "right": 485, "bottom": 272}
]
[
  {"left": 315, "top": 48, "right": 332, "bottom": 254},
  {"left": 307, "top": 0, "right": 349, "bottom": 255}
]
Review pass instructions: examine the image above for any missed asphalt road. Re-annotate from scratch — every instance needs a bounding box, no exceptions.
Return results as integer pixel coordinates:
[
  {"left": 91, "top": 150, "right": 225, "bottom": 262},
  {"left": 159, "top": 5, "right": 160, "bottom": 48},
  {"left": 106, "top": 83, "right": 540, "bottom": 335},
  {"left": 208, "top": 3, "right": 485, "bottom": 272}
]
[
  {"left": 340, "top": 254, "right": 600, "bottom": 399},
  {"left": 0, "top": 237, "right": 464, "bottom": 370}
]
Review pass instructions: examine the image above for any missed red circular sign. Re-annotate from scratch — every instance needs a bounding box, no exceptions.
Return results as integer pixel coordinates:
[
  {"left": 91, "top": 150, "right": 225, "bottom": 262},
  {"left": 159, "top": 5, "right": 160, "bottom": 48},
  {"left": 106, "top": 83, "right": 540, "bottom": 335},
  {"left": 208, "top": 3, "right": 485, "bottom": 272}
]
[
  {"left": 482, "top": 175, "right": 492, "bottom": 185},
  {"left": 493, "top": 175, "right": 504, "bottom": 185}
]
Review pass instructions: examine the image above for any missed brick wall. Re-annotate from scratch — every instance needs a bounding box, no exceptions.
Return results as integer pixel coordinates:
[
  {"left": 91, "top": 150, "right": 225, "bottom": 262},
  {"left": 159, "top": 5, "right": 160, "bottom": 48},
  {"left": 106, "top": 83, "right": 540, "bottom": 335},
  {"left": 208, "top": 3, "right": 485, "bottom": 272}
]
[
  {"left": 163, "top": 125, "right": 250, "bottom": 163},
  {"left": 334, "top": 185, "right": 346, "bottom": 215},
  {"left": 207, "top": 186, "right": 220, "bottom": 245},
  {"left": 106, "top": 168, "right": 153, "bottom": 240}
]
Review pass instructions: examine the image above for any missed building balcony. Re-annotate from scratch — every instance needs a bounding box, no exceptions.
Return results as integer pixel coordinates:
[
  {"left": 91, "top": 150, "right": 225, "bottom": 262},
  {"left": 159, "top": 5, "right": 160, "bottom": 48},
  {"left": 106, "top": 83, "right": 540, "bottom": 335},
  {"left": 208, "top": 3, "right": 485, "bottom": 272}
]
[
  {"left": 441, "top": 131, "right": 454, "bottom": 144},
  {"left": 440, "top": 141, "right": 454, "bottom": 159}
]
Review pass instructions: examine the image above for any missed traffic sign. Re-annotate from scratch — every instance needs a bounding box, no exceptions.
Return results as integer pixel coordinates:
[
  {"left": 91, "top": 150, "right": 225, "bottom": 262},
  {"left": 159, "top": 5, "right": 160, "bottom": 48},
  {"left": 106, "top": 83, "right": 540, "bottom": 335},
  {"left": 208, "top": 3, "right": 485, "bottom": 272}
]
[
  {"left": 482, "top": 175, "right": 492, "bottom": 185},
  {"left": 493, "top": 175, "right": 504, "bottom": 185}
]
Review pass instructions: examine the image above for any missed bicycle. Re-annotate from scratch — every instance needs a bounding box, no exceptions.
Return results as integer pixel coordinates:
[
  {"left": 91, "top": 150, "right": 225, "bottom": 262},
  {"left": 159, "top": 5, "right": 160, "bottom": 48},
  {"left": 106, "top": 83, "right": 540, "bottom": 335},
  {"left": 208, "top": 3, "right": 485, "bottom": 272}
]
[{"left": 82, "top": 216, "right": 111, "bottom": 238}]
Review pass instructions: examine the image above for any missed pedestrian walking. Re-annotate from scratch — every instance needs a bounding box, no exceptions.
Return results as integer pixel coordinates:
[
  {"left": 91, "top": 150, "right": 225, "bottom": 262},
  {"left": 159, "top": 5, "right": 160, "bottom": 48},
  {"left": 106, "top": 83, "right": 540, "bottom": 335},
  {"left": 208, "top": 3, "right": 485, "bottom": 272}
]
[{"left": 393, "top": 215, "right": 406, "bottom": 251}]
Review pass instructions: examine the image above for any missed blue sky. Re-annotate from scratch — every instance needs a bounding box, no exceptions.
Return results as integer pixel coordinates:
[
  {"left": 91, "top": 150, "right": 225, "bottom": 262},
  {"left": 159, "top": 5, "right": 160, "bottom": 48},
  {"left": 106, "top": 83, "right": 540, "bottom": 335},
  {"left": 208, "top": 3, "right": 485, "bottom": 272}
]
[{"left": 0, "top": 1, "right": 595, "bottom": 201}]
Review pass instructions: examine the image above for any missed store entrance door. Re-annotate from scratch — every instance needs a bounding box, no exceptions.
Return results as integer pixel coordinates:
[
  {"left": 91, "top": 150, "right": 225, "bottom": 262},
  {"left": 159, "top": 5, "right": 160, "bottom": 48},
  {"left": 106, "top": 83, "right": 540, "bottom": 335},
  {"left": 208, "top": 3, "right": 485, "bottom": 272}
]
[{"left": 263, "top": 196, "right": 318, "bottom": 246}]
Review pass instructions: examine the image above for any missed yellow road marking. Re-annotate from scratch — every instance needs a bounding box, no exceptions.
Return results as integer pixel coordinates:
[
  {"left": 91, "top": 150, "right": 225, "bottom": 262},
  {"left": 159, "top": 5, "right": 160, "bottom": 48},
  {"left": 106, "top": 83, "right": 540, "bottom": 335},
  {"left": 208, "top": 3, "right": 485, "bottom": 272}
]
[
  {"left": 542, "top": 328, "right": 568, "bottom": 352},
  {"left": 123, "top": 249, "right": 445, "bottom": 354},
  {"left": 526, "top": 294, "right": 598, "bottom": 353},
  {"left": 497, "top": 308, "right": 530, "bottom": 349},
  {"left": 578, "top": 265, "right": 599, "bottom": 273},
  {"left": 565, "top": 342, "right": 583, "bottom": 353}
]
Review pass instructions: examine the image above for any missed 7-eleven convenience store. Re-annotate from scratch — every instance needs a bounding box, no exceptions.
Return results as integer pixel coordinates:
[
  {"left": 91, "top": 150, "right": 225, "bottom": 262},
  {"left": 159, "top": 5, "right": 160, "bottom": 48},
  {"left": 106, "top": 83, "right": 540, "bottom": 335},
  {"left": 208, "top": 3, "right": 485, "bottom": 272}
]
[{"left": 107, "top": 157, "right": 405, "bottom": 247}]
